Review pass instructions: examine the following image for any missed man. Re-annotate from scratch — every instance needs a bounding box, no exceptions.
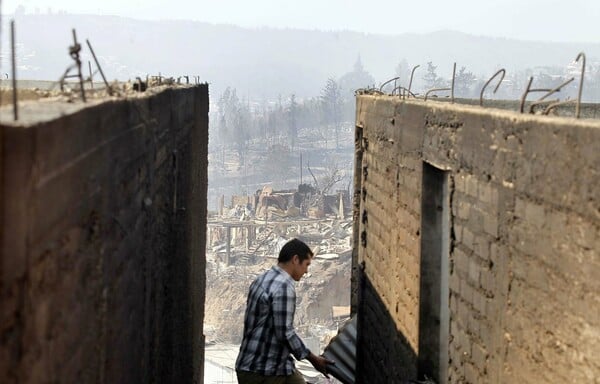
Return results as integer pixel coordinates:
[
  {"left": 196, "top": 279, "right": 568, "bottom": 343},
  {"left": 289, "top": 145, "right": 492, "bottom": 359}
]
[{"left": 235, "top": 238, "right": 334, "bottom": 384}]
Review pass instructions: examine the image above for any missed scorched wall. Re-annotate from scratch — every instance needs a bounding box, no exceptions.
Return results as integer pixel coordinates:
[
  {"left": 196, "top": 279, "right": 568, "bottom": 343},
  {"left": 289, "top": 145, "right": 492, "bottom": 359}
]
[
  {"left": 352, "top": 95, "right": 599, "bottom": 383},
  {"left": 0, "top": 85, "right": 208, "bottom": 383}
]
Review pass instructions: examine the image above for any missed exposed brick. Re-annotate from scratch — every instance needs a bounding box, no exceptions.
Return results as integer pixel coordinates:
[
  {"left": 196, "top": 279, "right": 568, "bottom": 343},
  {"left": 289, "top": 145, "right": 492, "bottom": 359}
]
[
  {"left": 468, "top": 206, "right": 485, "bottom": 229},
  {"left": 483, "top": 213, "right": 499, "bottom": 238},
  {"left": 471, "top": 342, "right": 488, "bottom": 371},
  {"left": 478, "top": 321, "right": 494, "bottom": 348},
  {"left": 524, "top": 200, "right": 546, "bottom": 229},
  {"left": 464, "top": 362, "right": 480, "bottom": 384},
  {"left": 449, "top": 269, "right": 461, "bottom": 292},
  {"left": 457, "top": 295, "right": 472, "bottom": 323},
  {"left": 489, "top": 243, "right": 500, "bottom": 266},
  {"left": 454, "top": 248, "right": 470, "bottom": 278},
  {"left": 474, "top": 237, "right": 490, "bottom": 261},
  {"left": 455, "top": 174, "right": 467, "bottom": 194},
  {"left": 354, "top": 96, "right": 600, "bottom": 383},
  {"left": 468, "top": 259, "right": 481, "bottom": 285},
  {"left": 457, "top": 200, "right": 471, "bottom": 220},
  {"left": 462, "top": 227, "right": 475, "bottom": 251},
  {"left": 479, "top": 266, "right": 495, "bottom": 293},
  {"left": 479, "top": 182, "right": 499, "bottom": 206},
  {"left": 515, "top": 197, "right": 527, "bottom": 218},
  {"left": 457, "top": 327, "right": 472, "bottom": 358},
  {"left": 472, "top": 288, "right": 487, "bottom": 315},
  {"left": 466, "top": 175, "right": 479, "bottom": 197}
]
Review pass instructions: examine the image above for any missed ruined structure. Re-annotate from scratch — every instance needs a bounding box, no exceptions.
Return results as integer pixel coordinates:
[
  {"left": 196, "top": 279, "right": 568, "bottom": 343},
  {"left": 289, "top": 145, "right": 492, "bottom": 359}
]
[
  {"left": 0, "top": 85, "right": 208, "bottom": 383},
  {"left": 208, "top": 185, "right": 351, "bottom": 264},
  {"left": 352, "top": 96, "right": 599, "bottom": 383},
  {"left": 205, "top": 202, "right": 353, "bottom": 348},
  {"left": 2, "top": 69, "right": 598, "bottom": 384}
]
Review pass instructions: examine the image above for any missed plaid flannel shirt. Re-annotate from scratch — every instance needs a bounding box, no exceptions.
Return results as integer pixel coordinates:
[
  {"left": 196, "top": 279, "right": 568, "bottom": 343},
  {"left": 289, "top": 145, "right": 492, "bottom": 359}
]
[{"left": 235, "top": 265, "right": 310, "bottom": 376}]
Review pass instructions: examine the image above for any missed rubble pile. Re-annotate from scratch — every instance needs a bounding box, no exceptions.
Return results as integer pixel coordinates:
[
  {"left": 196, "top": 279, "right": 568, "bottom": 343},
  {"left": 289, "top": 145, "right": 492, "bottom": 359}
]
[{"left": 205, "top": 212, "right": 353, "bottom": 348}]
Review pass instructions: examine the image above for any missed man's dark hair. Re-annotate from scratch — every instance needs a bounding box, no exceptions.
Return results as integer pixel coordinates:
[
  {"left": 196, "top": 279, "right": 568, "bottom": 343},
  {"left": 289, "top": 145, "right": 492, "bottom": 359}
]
[{"left": 278, "top": 238, "right": 313, "bottom": 263}]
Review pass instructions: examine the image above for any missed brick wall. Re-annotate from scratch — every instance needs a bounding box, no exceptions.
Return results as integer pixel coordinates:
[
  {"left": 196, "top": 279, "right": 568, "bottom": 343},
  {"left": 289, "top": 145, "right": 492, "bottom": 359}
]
[
  {"left": 353, "top": 96, "right": 599, "bottom": 383},
  {"left": 0, "top": 85, "right": 208, "bottom": 383}
]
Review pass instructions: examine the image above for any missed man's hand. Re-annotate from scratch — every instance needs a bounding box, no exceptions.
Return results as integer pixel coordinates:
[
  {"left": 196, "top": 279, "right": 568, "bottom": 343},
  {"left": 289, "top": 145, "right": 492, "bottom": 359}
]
[{"left": 307, "top": 352, "right": 335, "bottom": 378}]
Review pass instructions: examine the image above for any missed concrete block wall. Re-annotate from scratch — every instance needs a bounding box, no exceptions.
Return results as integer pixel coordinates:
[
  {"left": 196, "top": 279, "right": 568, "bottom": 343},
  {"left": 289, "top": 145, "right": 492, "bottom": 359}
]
[
  {"left": 353, "top": 96, "right": 599, "bottom": 383},
  {"left": 434, "top": 97, "right": 600, "bottom": 120},
  {"left": 0, "top": 85, "right": 208, "bottom": 383}
]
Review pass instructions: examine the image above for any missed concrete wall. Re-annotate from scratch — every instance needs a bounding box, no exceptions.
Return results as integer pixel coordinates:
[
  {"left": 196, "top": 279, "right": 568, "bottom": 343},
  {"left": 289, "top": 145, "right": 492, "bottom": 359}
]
[
  {"left": 0, "top": 85, "right": 208, "bottom": 383},
  {"left": 435, "top": 97, "right": 600, "bottom": 120},
  {"left": 353, "top": 96, "right": 599, "bottom": 383}
]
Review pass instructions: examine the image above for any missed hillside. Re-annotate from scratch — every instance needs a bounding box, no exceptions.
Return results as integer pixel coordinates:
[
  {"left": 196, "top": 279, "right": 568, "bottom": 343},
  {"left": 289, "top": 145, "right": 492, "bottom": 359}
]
[{"left": 2, "top": 13, "right": 599, "bottom": 99}]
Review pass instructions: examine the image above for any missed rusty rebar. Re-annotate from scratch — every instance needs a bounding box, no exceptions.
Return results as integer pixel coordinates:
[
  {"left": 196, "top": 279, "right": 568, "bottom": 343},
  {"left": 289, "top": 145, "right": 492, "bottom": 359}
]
[
  {"left": 71, "top": 29, "right": 86, "bottom": 102},
  {"left": 519, "top": 77, "right": 533, "bottom": 113},
  {"left": 424, "top": 87, "right": 451, "bottom": 101},
  {"left": 392, "top": 86, "right": 417, "bottom": 98},
  {"left": 543, "top": 99, "right": 574, "bottom": 115},
  {"left": 379, "top": 76, "right": 399, "bottom": 93},
  {"left": 407, "top": 65, "right": 420, "bottom": 98},
  {"left": 480, "top": 69, "right": 506, "bottom": 107},
  {"left": 528, "top": 77, "right": 574, "bottom": 113},
  {"left": 88, "top": 60, "right": 93, "bottom": 88},
  {"left": 86, "top": 39, "right": 112, "bottom": 95},
  {"left": 527, "top": 98, "right": 560, "bottom": 114},
  {"left": 451, "top": 62, "right": 456, "bottom": 103},
  {"left": 575, "top": 52, "right": 586, "bottom": 118},
  {"left": 536, "top": 77, "right": 574, "bottom": 103},
  {"left": 11, "top": 19, "right": 17, "bottom": 120},
  {"left": 519, "top": 77, "right": 555, "bottom": 113}
]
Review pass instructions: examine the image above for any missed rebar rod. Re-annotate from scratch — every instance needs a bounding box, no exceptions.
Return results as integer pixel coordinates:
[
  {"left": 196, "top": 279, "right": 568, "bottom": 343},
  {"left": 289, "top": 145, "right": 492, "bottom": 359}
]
[
  {"left": 11, "top": 20, "right": 18, "bottom": 120},
  {"left": 86, "top": 39, "right": 113, "bottom": 95}
]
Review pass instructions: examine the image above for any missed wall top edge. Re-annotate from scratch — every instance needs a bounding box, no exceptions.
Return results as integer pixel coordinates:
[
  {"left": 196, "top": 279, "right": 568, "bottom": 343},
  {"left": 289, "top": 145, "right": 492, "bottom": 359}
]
[
  {"left": 357, "top": 95, "right": 600, "bottom": 129},
  {"left": 0, "top": 84, "right": 206, "bottom": 128}
]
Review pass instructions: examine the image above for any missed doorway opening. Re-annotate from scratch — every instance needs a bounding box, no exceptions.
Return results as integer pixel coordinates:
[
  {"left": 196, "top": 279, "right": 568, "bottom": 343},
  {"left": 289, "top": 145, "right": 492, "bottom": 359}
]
[{"left": 417, "top": 162, "right": 450, "bottom": 383}]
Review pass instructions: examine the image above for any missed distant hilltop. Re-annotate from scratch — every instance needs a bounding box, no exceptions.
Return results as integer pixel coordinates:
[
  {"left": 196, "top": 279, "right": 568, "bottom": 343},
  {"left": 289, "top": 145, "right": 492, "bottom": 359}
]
[{"left": 2, "top": 13, "right": 599, "bottom": 99}]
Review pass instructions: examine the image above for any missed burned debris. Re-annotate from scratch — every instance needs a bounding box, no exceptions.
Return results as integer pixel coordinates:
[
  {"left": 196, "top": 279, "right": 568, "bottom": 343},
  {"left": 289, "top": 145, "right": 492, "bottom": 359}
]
[{"left": 205, "top": 183, "right": 354, "bottom": 372}]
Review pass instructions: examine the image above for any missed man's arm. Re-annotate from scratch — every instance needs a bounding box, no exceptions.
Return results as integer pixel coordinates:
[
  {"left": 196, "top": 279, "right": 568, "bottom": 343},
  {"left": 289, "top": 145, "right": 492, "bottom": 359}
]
[
  {"left": 307, "top": 352, "right": 335, "bottom": 378},
  {"left": 272, "top": 285, "right": 310, "bottom": 360},
  {"left": 272, "top": 286, "right": 335, "bottom": 376}
]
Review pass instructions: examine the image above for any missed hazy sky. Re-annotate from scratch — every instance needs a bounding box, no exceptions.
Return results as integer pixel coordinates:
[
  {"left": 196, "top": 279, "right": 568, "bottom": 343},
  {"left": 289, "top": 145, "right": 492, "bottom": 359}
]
[{"left": 2, "top": 0, "right": 598, "bottom": 42}]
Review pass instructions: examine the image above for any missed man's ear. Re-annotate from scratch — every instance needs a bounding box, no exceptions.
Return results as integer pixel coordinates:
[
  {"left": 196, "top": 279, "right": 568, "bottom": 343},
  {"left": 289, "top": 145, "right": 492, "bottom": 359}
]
[{"left": 292, "top": 254, "right": 299, "bottom": 264}]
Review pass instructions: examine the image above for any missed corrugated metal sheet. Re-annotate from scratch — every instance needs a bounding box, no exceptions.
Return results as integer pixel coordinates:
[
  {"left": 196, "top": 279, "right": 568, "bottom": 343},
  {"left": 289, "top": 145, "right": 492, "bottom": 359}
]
[{"left": 322, "top": 316, "right": 356, "bottom": 384}]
